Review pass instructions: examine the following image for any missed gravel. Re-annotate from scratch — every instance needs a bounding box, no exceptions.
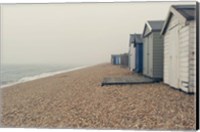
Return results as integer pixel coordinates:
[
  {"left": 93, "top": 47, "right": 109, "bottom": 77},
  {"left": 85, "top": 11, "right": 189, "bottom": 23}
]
[{"left": 0, "top": 63, "right": 196, "bottom": 130}]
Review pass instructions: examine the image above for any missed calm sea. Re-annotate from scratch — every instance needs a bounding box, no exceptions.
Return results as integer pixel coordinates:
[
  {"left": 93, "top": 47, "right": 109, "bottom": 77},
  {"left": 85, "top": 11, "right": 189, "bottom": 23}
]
[{"left": 0, "top": 64, "right": 86, "bottom": 88}]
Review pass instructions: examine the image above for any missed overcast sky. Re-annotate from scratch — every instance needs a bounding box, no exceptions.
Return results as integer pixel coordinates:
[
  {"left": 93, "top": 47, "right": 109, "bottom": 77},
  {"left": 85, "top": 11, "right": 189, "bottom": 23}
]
[{"left": 0, "top": 1, "right": 194, "bottom": 65}]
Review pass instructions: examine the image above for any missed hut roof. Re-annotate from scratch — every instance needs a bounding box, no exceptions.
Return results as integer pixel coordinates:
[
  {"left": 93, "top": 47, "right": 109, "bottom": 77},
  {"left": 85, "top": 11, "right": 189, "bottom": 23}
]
[
  {"left": 161, "top": 4, "right": 196, "bottom": 35},
  {"left": 142, "top": 20, "right": 164, "bottom": 37},
  {"left": 172, "top": 5, "right": 195, "bottom": 20},
  {"left": 147, "top": 21, "right": 164, "bottom": 31}
]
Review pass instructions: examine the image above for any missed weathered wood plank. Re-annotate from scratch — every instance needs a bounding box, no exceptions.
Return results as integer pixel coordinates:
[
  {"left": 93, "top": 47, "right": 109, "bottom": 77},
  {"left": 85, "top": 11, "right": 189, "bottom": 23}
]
[{"left": 101, "top": 74, "right": 158, "bottom": 86}]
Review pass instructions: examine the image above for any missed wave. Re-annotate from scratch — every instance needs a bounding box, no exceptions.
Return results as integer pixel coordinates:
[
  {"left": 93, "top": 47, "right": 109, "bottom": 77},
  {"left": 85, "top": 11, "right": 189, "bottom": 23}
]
[{"left": 1, "top": 64, "right": 95, "bottom": 89}]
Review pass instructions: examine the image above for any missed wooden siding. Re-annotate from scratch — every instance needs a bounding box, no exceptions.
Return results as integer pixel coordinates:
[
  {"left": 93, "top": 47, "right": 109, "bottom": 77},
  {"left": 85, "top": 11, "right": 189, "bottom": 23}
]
[
  {"left": 129, "top": 43, "right": 135, "bottom": 71},
  {"left": 163, "top": 30, "right": 170, "bottom": 84},
  {"left": 168, "top": 15, "right": 179, "bottom": 30},
  {"left": 143, "top": 37, "right": 148, "bottom": 75},
  {"left": 188, "top": 21, "right": 196, "bottom": 93},
  {"left": 143, "top": 33, "right": 153, "bottom": 77},
  {"left": 148, "top": 34, "right": 153, "bottom": 77},
  {"left": 179, "top": 24, "right": 190, "bottom": 91},
  {"left": 163, "top": 14, "right": 196, "bottom": 93},
  {"left": 152, "top": 32, "right": 164, "bottom": 78},
  {"left": 163, "top": 15, "right": 180, "bottom": 89}
]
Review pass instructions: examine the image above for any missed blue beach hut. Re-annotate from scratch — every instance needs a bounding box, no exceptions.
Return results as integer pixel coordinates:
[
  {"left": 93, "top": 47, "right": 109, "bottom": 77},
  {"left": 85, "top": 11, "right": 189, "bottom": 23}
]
[
  {"left": 111, "top": 54, "right": 121, "bottom": 65},
  {"left": 132, "top": 34, "right": 143, "bottom": 73},
  {"left": 115, "top": 55, "right": 121, "bottom": 65}
]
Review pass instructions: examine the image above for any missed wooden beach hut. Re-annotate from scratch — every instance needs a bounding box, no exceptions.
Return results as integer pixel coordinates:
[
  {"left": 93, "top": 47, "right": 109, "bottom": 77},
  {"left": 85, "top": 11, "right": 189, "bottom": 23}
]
[
  {"left": 111, "top": 54, "right": 121, "bottom": 65},
  {"left": 128, "top": 34, "right": 136, "bottom": 71},
  {"left": 142, "top": 20, "right": 164, "bottom": 80},
  {"left": 120, "top": 53, "right": 129, "bottom": 67},
  {"left": 161, "top": 5, "right": 196, "bottom": 93},
  {"left": 132, "top": 34, "right": 143, "bottom": 73},
  {"left": 111, "top": 55, "right": 115, "bottom": 64}
]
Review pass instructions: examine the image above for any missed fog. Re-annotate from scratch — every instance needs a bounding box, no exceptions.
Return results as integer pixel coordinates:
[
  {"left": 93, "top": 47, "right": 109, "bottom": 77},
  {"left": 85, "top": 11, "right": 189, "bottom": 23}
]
[{"left": 0, "top": 2, "right": 194, "bottom": 65}]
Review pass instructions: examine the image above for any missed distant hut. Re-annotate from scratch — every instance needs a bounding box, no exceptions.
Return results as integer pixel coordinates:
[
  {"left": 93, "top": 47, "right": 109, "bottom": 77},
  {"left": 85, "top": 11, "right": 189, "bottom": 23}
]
[
  {"left": 128, "top": 34, "right": 136, "bottom": 71},
  {"left": 111, "top": 54, "right": 121, "bottom": 65},
  {"left": 161, "top": 5, "right": 196, "bottom": 93},
  {"left": 111, "top": 55, "right": 115, "bottom": 64},
  {"left": 115, "top": 55, "right": 121, "bottom": 65},
  {"left": 142, "top": 20, "right": 164, "bottom": 80},
  {"left": 132, "top": 34, "right": 143, "bottom": 73},
  {"left": 120, "top": 53, "right": 129, "bottom": 67}
]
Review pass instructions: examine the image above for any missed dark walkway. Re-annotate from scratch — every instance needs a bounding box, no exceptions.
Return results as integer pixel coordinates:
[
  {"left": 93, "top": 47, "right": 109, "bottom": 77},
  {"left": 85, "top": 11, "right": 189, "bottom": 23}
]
[{"left": 101, "top": 74, "right": 156, "bottom": 86}]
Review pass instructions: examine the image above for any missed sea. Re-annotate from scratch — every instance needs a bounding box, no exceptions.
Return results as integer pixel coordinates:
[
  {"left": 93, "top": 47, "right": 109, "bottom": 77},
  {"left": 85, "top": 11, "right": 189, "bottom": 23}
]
[{"left": 0, "top": 64, "right": 89, "bottom": 88}]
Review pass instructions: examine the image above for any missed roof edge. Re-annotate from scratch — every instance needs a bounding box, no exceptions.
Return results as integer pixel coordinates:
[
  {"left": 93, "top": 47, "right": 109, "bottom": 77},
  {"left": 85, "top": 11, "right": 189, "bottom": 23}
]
[{"left": 161, "top": 5, "right": 195, "bottom": 35}]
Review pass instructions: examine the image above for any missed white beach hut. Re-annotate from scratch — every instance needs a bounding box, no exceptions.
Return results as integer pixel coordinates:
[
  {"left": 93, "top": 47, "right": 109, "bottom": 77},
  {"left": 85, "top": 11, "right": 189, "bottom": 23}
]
[
  {"left": 128, "top": 34, "right": 136, "bottom": 71},
  {"left": 142, "top": 20, "right": 164, "bottom": 80},
  {"left": 161, "top": 5, "right": 196, "bottom": 93}
]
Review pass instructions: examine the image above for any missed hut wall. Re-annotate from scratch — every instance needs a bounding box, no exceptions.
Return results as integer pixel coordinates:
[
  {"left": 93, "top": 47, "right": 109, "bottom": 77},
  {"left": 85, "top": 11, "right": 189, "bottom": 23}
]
[
  {"left": 152, "top": 32, "right": 164, "bottom": 79},
  {"left": 188, "top": 21, "right": 196, "bottom": 93},
  {"left": 148, "top": 34, "right": 153, "bottom": 77},
  {"left": 163, "top": 14, "right": 195, "bottom": 93},
  {"left": 163, "top": 15, "right": 180, "bottom": 89},
  {"left": 143, "top": 37, "right": 148, "bottom": 75},
  {"left": 129, "top": 44, "right": 135, "bottom": 71},
  {"left": 179, "top": 22, "right": 190, "bottom": 92}
]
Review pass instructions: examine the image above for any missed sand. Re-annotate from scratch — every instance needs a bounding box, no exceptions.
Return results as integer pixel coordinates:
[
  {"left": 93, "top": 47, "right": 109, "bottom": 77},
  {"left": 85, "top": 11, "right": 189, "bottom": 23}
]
[{"left": 0, "top": 63, "right": 196, "bottom": 129}]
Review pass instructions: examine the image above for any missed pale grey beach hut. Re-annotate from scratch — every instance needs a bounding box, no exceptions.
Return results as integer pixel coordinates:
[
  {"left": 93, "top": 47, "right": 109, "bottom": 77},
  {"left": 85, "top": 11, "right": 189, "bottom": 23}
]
[
  {"left": 111, "top": 55, "right": 115, "bottom": 64},
  {"left": 161, "top": 5, "right": 196, "bottom": 93},
  {"left": 128, "top": 34, "right": 136, "bottom": 71},
  {"left": 120, "top": 53, "right": 129, "bottom": 67},
  {"left": 142, "top": 20, "right": 164, "bottom": 80}
]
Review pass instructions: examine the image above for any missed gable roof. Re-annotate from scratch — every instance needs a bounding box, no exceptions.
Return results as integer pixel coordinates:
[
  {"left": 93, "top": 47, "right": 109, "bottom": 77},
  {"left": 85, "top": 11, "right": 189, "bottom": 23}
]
[
  {"left": 143, "top": 20, "right": 164, "bottom": 37},
  {"left": 161, "top": 4, "right": 196, "bottom": 35}
]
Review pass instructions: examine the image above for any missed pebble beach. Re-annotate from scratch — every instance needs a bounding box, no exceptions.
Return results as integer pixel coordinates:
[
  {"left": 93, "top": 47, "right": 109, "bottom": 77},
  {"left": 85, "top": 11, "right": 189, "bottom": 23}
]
[{"left": 0, "top": 63, "right": 195, "bottom": 129}]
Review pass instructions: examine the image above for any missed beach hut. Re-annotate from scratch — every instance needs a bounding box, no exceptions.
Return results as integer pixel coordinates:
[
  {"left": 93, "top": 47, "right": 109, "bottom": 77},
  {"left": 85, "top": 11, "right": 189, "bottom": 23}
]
[
  {"left": 142, "top": 20, "right": 164, "bottom": 80},
  {"left": 132, "top": 34, "right": 143, "bottom": 73},
  {"left": 128, "top": 34, "right": 136, "bottom": 71},
  {"left": 161, "top": 5, "right": 196, "bottom": 93},
  {"left": 111, "top": 54, "right": 121, "bottom": 65},
  {"left": 115, "top": 55, "right": 121, "bottom": 65},
  {"left": 111, "top": 55, "right": 115, "bottom": 64},
  {"left": 120, "top": 53, "right": 129, "bottom": 67}
]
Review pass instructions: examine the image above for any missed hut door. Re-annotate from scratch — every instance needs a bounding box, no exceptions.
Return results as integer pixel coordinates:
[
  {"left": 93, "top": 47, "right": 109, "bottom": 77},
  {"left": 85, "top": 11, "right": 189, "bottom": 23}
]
[{"left": 169, "top": 26, "right": 179, "bottom": 88}]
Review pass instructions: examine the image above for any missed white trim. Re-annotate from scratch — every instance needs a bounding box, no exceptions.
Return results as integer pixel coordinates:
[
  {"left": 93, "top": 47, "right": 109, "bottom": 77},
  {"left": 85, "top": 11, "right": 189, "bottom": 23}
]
[
  {"left": 170, "top": 6, "right": 187, "bottom": 24},
  {"left": 161, "top": 5, "right": 188, "bottom": 35},
  {"left": 146, "top": 22, "right": 153, "bottom": 32}
]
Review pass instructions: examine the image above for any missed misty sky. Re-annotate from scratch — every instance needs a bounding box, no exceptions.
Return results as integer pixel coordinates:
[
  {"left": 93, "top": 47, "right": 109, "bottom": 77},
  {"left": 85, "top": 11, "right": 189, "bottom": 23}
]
[{"left": 0, "top": 2, "right": 194, "bottom": 65}]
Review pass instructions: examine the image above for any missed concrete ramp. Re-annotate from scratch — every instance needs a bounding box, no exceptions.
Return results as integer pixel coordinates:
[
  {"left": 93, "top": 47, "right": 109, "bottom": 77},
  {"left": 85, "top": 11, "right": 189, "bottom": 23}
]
[{"left": 101, "top": 75, "right": 156, "bottom": 86}]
